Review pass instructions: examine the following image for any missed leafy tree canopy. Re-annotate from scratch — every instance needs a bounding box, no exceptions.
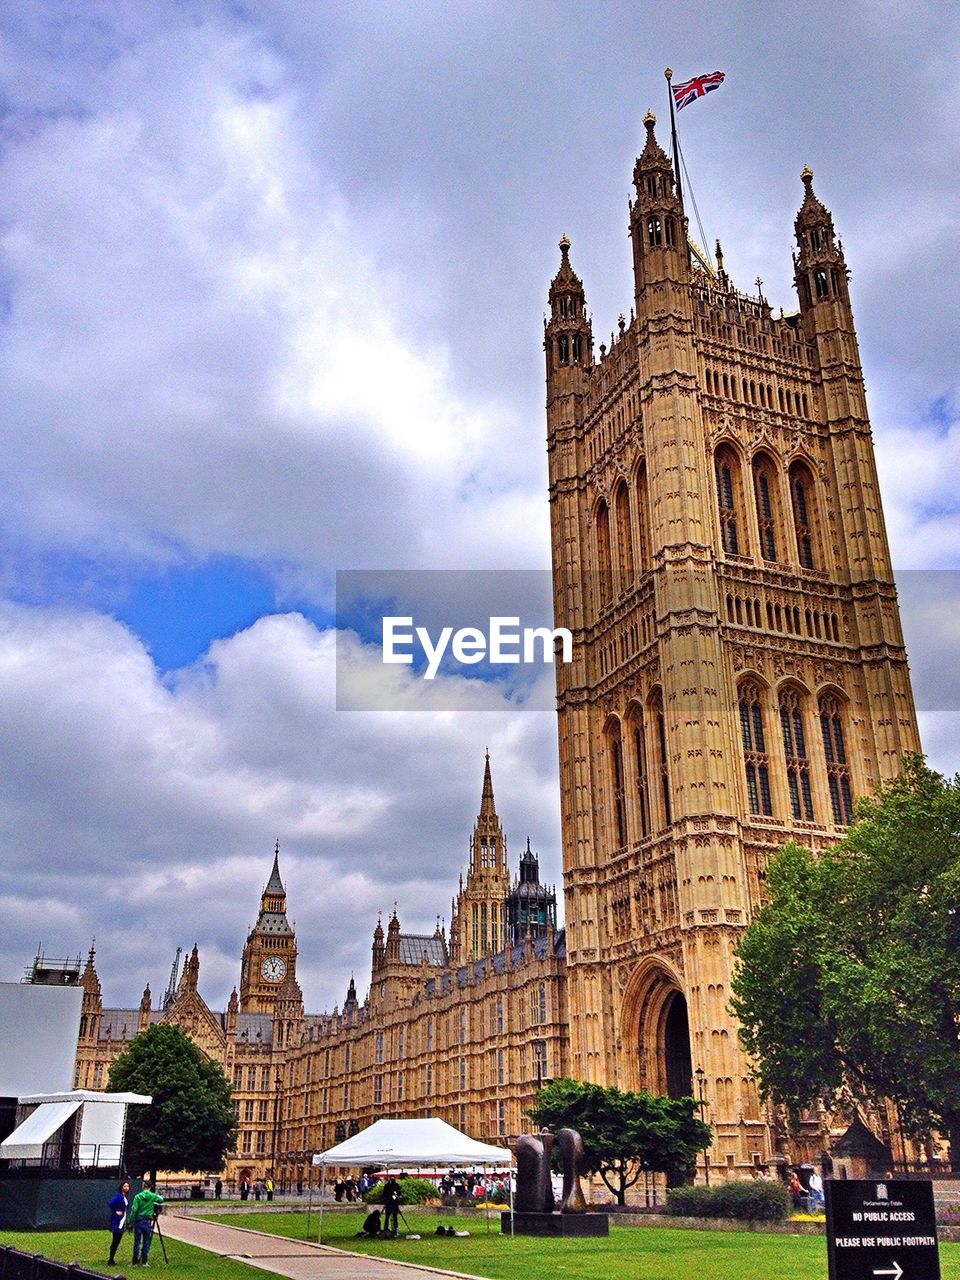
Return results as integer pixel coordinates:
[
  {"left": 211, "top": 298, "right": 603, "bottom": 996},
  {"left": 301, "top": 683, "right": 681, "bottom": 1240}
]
[
  {"left": 527, "top": 1077, "right": 710, "bottom": 1203},
  {"left": 108, "top": 1023, "right": 237, "bottom": 1183},
  {"left": 730, "top": 757, "right": 960, "bottom": 1156}
]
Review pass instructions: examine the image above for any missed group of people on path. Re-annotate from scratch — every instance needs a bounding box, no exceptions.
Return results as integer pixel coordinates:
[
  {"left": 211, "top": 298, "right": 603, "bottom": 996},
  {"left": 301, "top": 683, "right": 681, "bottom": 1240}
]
[
  {"left": 238, "top": 1174, "right": 275, "bottom": 1201},
  {"left": 107, "top": 1182, "right": 164, "bottom": 1267}
]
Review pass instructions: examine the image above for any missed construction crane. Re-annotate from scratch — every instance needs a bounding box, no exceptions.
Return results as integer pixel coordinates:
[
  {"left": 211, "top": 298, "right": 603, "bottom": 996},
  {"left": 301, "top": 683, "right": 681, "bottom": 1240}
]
[{"left": 163, "top": 946, "right": 182, "bottom": 1009}]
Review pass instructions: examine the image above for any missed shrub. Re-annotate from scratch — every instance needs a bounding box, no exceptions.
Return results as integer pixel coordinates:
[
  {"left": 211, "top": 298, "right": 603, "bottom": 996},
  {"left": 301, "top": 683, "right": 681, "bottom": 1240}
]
[
  {"left": 666, "top": 1180, "right": 790, "bottom": 1222},
  {"left": 363, "top": 1176, "right": 439, "bottom": 1206}
]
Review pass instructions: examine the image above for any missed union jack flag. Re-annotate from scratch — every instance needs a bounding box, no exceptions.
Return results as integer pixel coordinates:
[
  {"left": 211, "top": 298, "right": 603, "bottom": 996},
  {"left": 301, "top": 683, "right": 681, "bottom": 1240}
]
[{"left": 672, "top": 70, "right": 726, "bottom": 111}]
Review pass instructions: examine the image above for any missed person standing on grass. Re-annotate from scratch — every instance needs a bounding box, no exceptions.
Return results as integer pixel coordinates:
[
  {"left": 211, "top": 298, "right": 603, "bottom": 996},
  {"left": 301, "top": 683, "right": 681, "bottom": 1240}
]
[
  {"left": 107, "top": 1179, "right": 130, "bottom": 1265},
  {"left": 129, "top": 1186, "right": 164, "bottom": 1266},
  {"left": 266, "top": 1175, "right": 274, "bottom": 1201},
  {"left": 382, "top": 1176, "right": 402, "bottom": 1236},
  {"left": 214, "top": 1178, "right": 223, "bottom": 1200}
]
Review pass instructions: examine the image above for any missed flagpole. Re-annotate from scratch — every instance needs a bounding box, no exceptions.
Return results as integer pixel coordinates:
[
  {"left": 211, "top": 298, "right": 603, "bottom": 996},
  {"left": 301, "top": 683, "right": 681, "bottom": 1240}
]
[{"left": 664, "top": 67, "right": 683, "bottom": 207}]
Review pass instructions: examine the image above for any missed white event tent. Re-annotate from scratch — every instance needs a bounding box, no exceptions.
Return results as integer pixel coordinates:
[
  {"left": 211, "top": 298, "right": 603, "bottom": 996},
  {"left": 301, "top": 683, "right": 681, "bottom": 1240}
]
[
  {"left": 311, "top": 1118, "right": 514, "bottom": 1240},
  {"left": 0, "top": 1090, "right": 152, "bottom": 1167}
]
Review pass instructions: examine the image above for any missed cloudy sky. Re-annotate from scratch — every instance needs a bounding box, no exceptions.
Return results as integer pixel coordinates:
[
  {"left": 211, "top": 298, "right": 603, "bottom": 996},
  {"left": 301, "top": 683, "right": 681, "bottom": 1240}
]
[{"left": 1, "top": 1, "right": 958, "bottom": 1014}]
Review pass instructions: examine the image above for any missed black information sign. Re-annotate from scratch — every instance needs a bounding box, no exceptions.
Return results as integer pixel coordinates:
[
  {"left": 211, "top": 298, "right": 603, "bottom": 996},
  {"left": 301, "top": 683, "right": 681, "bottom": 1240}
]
[{"left": 826, "top": 1179, "right": 940, "bottom": 1280}]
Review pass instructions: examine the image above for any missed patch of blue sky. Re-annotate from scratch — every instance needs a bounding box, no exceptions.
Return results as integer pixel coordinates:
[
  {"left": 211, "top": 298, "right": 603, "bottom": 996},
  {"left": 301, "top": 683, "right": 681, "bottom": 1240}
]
[
  {"left": 922, "top": 393, "right": 957, "bottom": 430},
  {"left": 2, "top": 547, "right": 334, "bottom": 671}
]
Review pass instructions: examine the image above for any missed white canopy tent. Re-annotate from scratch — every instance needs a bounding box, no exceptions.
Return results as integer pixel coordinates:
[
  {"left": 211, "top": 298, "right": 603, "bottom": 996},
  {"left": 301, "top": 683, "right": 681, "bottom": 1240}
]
[
  {"left": 0, "top": 1090, "right": 152, "bottom": 1166},
  {"left": 310, "top": 1118, "right": 514, "bottom": 1240}
]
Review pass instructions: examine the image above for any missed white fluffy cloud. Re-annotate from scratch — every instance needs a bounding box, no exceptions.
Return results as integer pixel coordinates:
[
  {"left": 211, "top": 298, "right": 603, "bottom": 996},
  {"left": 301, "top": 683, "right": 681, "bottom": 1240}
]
[
  {"left": 0, "top": 11, "right": 545, "bottom": 586},
  {"left": 1, "top": 2, "right": 958, "bottom": 1018},
  {"left": 0, "top": 603, "right": 560, "bottom": 1009}
]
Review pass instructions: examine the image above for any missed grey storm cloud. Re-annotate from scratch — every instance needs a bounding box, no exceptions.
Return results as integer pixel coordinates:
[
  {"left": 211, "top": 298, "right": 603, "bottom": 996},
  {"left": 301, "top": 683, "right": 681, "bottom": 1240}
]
[{"left": 0, "top": 1, "right": 957, "bottom": 1010}]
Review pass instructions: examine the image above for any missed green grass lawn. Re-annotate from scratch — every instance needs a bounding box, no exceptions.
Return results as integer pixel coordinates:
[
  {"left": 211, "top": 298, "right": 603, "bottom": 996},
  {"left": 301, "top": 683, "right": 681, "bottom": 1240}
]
[
  {"left": 0, "top": 1228, "right": 258, "bottom": 1280},
  {"left": 211, "top": 1209, "right": 960, "bottom": 1280}
]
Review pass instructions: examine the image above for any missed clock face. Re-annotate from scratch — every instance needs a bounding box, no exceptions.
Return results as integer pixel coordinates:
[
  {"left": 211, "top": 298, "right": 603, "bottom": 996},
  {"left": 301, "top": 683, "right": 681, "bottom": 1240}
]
[{"left": 261, "top": 956, "right": 287, "bottom": 983}]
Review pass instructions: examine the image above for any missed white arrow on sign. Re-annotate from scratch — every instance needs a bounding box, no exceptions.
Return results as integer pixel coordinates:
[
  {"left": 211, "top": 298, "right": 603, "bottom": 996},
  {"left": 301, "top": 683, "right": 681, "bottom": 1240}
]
[{"left": 872, "top": 1264, "right": 903, "bottom": 1280}]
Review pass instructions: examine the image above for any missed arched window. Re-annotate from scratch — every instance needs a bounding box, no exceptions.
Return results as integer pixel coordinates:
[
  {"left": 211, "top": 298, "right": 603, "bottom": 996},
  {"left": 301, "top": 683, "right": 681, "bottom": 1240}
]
[
  {"left": 633, "top": 463, "right": 650, "bottom": 570},
  {"left": 650, "top": 689, "right": 672, "bottom": 827},
  {"left": 596, "top": 501, "right": 612, "bottom": 609},
  {"left": 739, "top": 681, "right": 772, "bottom": 815},
  {"left": 614, "top": 481, "right": 634, "bottom": 590},
  {"left": 627, "top": 705, "right": 650, "bottom": 839},
  {"left": 647, "top": 217, "right": 663, "bottom": 247},
  {"left": 814, "top": 269, "right": 829, "bottom": 299},
  {"left": 665, "top": 217, "right": 676, "bottom": 246},
  {"left": 557, "top": 334, "right": 569, "bottom": 364},
  {"left": 715, "top": 446, "right": 744, "bottom": 555},
  {"left": 779, "top": 687, "right": 814, "bottom": 820},
  {"left": 606, "top": 718, "right": 628, "bottom": 850},
  {"left": 572, "top": 333, "right": 583, "bottom": 361},
  {"left": 789, "top": 461, "right": 817, "bottom": 569},
  {"left": 752, "top": 453, "right": 781, "bottom": 562},
  {"left": 820, "top": 694, "right": 854, "bottom": 824}
]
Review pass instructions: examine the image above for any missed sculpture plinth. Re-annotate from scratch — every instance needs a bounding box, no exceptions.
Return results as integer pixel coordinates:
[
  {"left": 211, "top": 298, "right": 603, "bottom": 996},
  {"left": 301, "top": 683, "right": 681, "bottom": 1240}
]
[{"left": 502, "top": 1210, "right": 609, "bottom": 1237}]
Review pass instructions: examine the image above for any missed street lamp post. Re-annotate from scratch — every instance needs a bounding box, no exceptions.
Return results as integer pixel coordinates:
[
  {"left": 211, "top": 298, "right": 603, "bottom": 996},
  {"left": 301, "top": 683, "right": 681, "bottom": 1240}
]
[{"left": 694, "top": 1065, "right": 710, "bottom": 1186}]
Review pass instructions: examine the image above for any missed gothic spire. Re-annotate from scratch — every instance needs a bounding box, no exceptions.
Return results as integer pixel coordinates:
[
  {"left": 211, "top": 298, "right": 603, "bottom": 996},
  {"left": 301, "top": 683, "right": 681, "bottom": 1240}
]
[
  {"left": 81, "top": 941, "right": 101, "bottom": 997},
  {"left": 265, "top": 839, "right": 285, "bottom": 897},
  {"left": 480, "top": 748, "right": 496, "bottom": 817}
]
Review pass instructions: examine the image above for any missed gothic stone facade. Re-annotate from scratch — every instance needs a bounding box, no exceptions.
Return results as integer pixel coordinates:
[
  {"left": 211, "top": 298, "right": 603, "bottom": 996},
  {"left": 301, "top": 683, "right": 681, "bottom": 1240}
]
[
  {"left": 75, "top": 120, "right": 919, "bottom": 1184},
  {"left": 74, "top": 762, "right": 567, "bottom": 1188},
  {"left": 545, "top": 113, "right": 919, "bottom": 1173}
]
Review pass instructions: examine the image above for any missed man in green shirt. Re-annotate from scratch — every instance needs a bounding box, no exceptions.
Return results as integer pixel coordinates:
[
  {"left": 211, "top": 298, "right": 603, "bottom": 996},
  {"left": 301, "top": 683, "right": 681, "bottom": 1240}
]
[{"left": 129, "top": 1188, "right": 164, "bottom": 1266}]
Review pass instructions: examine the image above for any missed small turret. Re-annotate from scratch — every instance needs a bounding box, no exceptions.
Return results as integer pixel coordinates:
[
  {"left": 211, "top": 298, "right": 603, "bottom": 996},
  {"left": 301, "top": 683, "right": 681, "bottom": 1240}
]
[
  {"left": 629, "top": 110, "right": 687, "bottom": 301},
  {"left": 545, "top": 235, "right": 593, "bottom": 379},
  {"left": 81, "top": 942, "right": 101, "bottom": 997},
  {"left": 138, "top": 984, "right": 152, "bottom": 1034},
  {"left": 794, "top": 165, "right": 850, "bottom": 317},
  {"left": 179, "top": 943, "right": 200, "bottom": 994},
  {"left": 225, "top": 987, "right": 238, "bottom": 1036},
  {"left": 386, "top": 908, "right": 401, "bottom": 962},
  {"left": 372, "top": 915, "right": 385, "bottom": 972}
]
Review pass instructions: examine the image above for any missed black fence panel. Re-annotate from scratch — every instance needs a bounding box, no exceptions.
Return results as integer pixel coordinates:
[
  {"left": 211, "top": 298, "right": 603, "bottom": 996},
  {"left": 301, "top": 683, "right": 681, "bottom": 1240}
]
[{"left": 0, "top": 1248, "right": 126, "bottom": 1280}]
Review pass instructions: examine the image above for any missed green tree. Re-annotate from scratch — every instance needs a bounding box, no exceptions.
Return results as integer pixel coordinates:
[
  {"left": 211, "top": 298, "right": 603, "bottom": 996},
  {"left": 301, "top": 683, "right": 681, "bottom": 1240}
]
[
  {"left": 730, "top": 757, "right": 960, "bottom": 1159},
  {"left": 108, "top": 1023, "right": 237, "bottom": 1186},
  {"left": 527, "top": 1077, "right": 711, "bottom": 1204}
]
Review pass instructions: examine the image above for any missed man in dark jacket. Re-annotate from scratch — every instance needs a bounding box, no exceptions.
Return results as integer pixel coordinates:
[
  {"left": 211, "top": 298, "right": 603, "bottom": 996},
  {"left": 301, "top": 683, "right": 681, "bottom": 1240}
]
[{"left": 382, "top": 1177, "right": 402, "bottom": 1236}]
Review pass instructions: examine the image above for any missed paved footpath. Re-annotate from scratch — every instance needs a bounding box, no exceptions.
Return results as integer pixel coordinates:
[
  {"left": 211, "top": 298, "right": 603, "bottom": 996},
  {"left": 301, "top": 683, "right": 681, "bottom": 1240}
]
[{"left": 162, "top": 1213, "right": 490, "bottom": 1280}]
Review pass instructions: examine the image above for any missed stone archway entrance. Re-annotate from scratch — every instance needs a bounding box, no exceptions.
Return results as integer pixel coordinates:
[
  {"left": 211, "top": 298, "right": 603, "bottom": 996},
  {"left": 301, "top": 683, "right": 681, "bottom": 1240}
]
[
  {"left": 620, "top": 960, "right": 693, "bottom": 1098},
  {"left": 662, "top": 989, "right": 693, "bottom": 1099}
]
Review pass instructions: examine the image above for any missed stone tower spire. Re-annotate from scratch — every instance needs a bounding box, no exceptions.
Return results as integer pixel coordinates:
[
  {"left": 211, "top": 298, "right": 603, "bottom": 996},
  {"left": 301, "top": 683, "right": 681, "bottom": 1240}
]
[
  {"left": 78, "top": 940, "right": 103, "bottom": 1047},
  {"left": 264, "top": 839, "right": 285, "bottom": 901},
  {"left": 239, "top": 842, "right": 298, "bottom": 1015},
  {"left": 450, "top": 753, "right": 511, "bottom": 961}
]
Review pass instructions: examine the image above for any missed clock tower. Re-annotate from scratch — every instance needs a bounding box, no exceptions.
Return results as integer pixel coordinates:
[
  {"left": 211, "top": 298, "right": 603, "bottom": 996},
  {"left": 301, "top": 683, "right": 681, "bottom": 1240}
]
[{"left": 239, "top": 842, "right": 298, "bottom": 1015}]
